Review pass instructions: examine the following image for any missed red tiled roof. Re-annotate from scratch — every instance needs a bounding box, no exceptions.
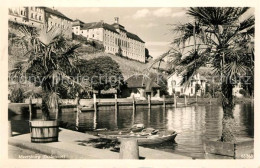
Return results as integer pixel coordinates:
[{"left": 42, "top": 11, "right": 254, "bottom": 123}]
[
  {"left": 82, "top": 22, "right": 119, "bottom": 34},
  {"left": 126, "top": 32, "right": 145, "bottom": 43},
  {"left": 125, "top": 75, "right": 161, "bottom": 89},
  {"left": 44, "top": 7, "right": 73, "bottom": 21},
  {"left": 82, "top": 21, "right": 145, "bottom": 43}
]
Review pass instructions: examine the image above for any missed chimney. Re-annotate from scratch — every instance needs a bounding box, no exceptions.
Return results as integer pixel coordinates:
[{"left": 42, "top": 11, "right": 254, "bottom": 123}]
[
  {"left": 114, "top": 17, "right": 119, "bottom": 24},
  {"left": 100, "top": 20, "right": 104, "bottom": 24}
]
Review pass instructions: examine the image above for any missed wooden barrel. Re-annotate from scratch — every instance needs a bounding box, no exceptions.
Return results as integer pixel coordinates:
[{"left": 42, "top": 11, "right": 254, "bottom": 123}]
[{"left": 30, "top": 120, "right": 59, "bottom": 143}]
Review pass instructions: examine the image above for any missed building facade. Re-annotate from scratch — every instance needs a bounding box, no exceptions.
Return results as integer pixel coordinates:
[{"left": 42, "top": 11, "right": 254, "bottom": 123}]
[
  {"left": 167, "top": 73, "right": 207, "bottom": 97},
  {"left": 9, "top": 7, "right": 45, "bottom": 28},
  {"left": 72, "top": 19, "right": 85, "bottom": 35},
  {"left": 8, "top": 7, "right": 72, "bottom": 38},
  {"left": 44, "top": 7, "right": 73, "bottom": 38},
  {"left": 72, "top": 17, "right": 146, "bottom": 63}
]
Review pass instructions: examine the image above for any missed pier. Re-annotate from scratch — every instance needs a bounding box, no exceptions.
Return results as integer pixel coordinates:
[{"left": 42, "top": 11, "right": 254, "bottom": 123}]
[{"left": 9, "top": 128, "right": 191, "bottom": 159}]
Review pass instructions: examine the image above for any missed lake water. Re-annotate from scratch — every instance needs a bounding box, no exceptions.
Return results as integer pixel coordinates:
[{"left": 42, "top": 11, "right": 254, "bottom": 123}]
[{"left": 10, "top": 103, "right": 254, "bottom": 159}]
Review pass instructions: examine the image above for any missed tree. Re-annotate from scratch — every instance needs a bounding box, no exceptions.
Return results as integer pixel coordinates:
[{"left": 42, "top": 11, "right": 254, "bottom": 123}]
[
  {"left": 157, "top": 74, "right": 168, "bottom": 95},
  {"left": 75, "top": 56, "right": 124, "bottom": 96},
  {"left": 9, "top": 25, "right": 83, "bottom": 120},
  {"left": 152, "top": 7, "right": 254, "bottom": 142},
  {"left": 145, "top": 48, "right": 153, "bottom": 62},
  {"left": 9, "top": 85, "right": 24, "bottom": 103},
  {"left": 116, "top": 45, "right": 123, "bottom": 57},
  {"left": 195, "top": 83, "right": 201, "bottom": 94}
]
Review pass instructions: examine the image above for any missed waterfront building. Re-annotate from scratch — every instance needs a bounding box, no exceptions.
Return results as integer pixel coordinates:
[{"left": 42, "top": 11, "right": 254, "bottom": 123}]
[
  {"left": 72, "top": 17, "right": 146, "bottom": 63},
  {"left": 167, "top": 73, "right": 207, "bottom": 97},
  {"left": 122, "top": 75, "right": 161, "bottom": 99},
  {"left": 8, "top": 7, "right": 73, "bottom": 38}
]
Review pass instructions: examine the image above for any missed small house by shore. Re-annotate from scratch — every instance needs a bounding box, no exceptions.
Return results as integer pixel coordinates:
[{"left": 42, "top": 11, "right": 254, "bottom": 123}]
[{"left": 122, "top": 75, "right": 161, "bottom": 100}]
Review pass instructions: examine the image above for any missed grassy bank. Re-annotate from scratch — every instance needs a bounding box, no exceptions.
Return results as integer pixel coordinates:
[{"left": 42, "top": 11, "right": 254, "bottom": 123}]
[{"left": 78, "top": 51, "right": 155, "bottom": 78}]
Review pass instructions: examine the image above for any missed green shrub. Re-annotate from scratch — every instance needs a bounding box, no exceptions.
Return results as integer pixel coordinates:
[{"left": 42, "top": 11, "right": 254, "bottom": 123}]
[
  {"left": 214, "top": 91, "right": 222, "bottom": 98},
  {"left": 178, "top": 95, "right": 185, "bottom": 98},
  {"left": 9, "top": 87, "right": 24, "bottom": 103},
  {"left": 204, "top": 92, "right": 212, "bottom": 98},
  {"left": 239, "top": 89, "right": 247, "bottom": 97}
]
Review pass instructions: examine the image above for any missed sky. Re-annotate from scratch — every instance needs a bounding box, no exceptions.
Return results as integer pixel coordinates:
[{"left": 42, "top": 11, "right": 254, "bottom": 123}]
[
  {"left": 56, "top": 7, "right": 191, "bottom": 58},
  {"left": 56, "top": 7, "right": 254, "bottom": 59}
]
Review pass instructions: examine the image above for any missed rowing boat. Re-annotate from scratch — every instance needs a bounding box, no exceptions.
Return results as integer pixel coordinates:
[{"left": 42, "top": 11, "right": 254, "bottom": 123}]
[{"left": 98, "top": 130, "right": 177, "bottom": 145}]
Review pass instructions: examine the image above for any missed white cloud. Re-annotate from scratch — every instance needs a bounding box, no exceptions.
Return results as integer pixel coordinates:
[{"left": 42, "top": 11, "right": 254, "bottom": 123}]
[
  {"left": 82, "top": 8, "right": 100, "bottom": 13},
  {"left": 146, "top": 41, "right": 170, "bottom": 47},
  {"left": 132, "top": 8, "right": 187, "bottom": 20},
  {"left": 140, "top": 23, "right": 158, "bottom": 28},
  {"left": 133, "top": 9, "right": 151, "bottom": 19},
  {"left": 153, "top": 8, "right": 172, "bottom": 17},
  {"left": 171, "top": 11, "right": 186, "bottom": 18}
]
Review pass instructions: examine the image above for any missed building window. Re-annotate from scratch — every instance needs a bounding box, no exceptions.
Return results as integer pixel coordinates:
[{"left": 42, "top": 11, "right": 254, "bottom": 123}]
[
  {"left": 191, "top": 88, "right": 193, "bottom": 94},
  {"left": 21, "top": 11, "right": 23, "bottom": 15},
  {"left": 93, "top": 34, "right": 94, "bottom": 38},
  {"left": 35, "top": 15, "right": 37, "bottom": 20},
  {"left": 171, "top": 80, "right": 176, "bottom": 87},
  {"left": 39, "top": 16, "right": 41, "bottom": 21},
  {"left": 31, "top": 13, "right": 33, "bottom": 18}
]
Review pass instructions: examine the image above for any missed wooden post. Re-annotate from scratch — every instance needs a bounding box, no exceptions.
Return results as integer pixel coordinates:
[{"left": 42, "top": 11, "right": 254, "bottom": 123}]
[
  {"left": 93, "top": 93, "right": 97, "bottom": 129},
  {"left": 115, "top": 94, "right": 118, "bottom": 129},
  {"left": 132, "top": 95, "right": 136, "bottom": 113},
  {"left": 131, "top": 96, "right": 135, "bottom": 126},
  {"left": 196, "top": 94, "right": 198, "bottom": 104},
  {"left": 163, "top": 95, "right": 166, "bottom": 109},
  {"left": 148, "top": 94, "right": 151, "bottom": 109},
  {"left": 8, "top": 120, "right": 12, "bottom": 137},
  {"left": 93, "top": 93, "right": 97, "bottom": 113},
  {"left": 174, "top": 94, "right": 177, "bottom": 108},
  {"left": 115, "top": 94, "right": 118, "bottom": 114},
  {"left": 119, "top": 138, "right": 139, "bottom": 159},
  {"left": 184, "top": 95, "right": 187, "bottom": 106},
  {"left": 76, "top": 95, "right": 80, "bottom": 130},
  {"left": 148, "top": 108, "right": 151, "bottom": 126},
  {"left": 55, "top": 101, "right": 59, "bottom": 121},
  {"left": 29, "top": 96, "right": 32, "bottom": 121}
]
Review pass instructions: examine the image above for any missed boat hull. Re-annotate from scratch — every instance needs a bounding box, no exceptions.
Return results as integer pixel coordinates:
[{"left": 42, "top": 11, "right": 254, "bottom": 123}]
[{"left": 98, "top": 133, "right": 177, "bottom": 145}]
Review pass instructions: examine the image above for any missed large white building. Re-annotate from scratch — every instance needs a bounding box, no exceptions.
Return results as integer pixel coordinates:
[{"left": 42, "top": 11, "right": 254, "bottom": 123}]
[
  {"left": 8, "top": 7, "right": 73, "bottom": 38},
  {"left": 72, "top": 17, "right": 146, "bottom": 63}
]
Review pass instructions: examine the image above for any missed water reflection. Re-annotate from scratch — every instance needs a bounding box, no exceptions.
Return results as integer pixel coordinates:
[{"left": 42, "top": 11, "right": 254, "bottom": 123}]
[{"left": 10, "top": 103, "right": 254, "bottom": 159}]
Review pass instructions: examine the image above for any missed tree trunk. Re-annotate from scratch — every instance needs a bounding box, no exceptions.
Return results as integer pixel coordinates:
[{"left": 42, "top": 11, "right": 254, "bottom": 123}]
[
  {"left": 42, "top": 93, "right": 50, "bottom": 120},
  {"left": 220, "top": 80, "right": 236, "bottom": 142}
]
